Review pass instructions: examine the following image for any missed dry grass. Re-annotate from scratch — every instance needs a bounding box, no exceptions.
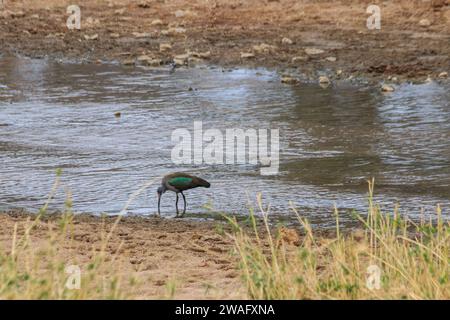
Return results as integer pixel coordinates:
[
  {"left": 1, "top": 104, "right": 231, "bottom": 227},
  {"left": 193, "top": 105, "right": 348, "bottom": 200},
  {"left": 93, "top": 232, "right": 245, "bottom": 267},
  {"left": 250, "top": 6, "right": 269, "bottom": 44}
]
[
  {"left": 0, "top": 171, "right": 129, "bottom": 299},
  {"left": 227, "top": 180, "right": 449, "bottom": 299}
]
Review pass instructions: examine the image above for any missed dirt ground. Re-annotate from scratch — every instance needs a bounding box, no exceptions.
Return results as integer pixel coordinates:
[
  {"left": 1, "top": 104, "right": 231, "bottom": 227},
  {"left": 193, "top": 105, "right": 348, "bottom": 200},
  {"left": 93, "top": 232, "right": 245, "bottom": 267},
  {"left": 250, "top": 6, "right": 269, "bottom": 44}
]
[
  {"left": 0, "top": 0, "right": 449, "bottom": 83},
  {"left": 0, "top": 210, "right": 251, "bottom": 299}
]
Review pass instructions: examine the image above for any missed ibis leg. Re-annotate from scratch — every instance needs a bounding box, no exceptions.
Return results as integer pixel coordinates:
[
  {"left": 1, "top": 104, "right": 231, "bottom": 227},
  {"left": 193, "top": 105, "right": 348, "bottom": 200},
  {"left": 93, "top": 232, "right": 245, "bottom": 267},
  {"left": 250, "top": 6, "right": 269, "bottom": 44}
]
[
  {"left": 157, "top": 194, "right": 161, "bottom": 217},
  {"left": 181, "top": 192, "right": 186, "bottom": 217},
  {"left": 175, "top": 193, "right": 179, "bottom": 217}
]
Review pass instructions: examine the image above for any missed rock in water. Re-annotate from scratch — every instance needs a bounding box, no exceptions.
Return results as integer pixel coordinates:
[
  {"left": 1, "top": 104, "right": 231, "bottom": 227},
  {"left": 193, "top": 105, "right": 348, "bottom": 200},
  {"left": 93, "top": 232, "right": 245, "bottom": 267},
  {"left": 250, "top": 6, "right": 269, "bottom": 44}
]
[
  {"left": 381, "top": 84, "right": 395, "bottom": 92},
  {"left": 319, "top": 76, "right": 331, "bottom": 84},
  {"left": 122, "top": 58, "right": 135, "bottom": 66},
  {"left": 281, "top": 76, "right": 298, "bottom": 84}
]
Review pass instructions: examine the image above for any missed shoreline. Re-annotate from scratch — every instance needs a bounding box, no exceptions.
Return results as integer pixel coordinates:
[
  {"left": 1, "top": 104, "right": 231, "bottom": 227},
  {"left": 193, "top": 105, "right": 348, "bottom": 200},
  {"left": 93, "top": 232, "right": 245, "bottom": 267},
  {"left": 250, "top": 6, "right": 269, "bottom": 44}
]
[{"left": 0, "top": 0, "right": 449, "bottom": 85}]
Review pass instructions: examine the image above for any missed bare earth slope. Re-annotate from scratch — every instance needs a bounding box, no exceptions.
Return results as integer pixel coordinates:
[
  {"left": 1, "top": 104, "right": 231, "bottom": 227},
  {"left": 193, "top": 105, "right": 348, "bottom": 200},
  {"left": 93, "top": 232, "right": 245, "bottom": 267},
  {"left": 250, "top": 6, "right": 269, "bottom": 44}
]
[{"left": 0, "top": 0, "right": 449, "bottom": 82}]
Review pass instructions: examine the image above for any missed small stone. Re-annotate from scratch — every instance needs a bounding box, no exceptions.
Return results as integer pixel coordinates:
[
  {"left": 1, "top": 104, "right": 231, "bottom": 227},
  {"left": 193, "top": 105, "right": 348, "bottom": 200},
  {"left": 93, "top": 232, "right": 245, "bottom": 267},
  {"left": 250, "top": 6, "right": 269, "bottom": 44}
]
[
  {"left": 173, "top": 58, "right": 186, "bottom": 66},
  {"left": 110, "top": 33, "right": 120, "bottom": 39},
  {"left": 319, "top": 76, "right": 331, "bottom": 84},
  {"left": 137, "top": 55, "right": 152, "bottom": 62},
  {"left": 336, "top": 69, "right": 343, "bottom": 76},
  {"left": 167, "top": 27, "right": 186, "bottom": 36},
  {"left": 281, "top": 37, "right": 293, "bottom": 45},
  {"left": 31, "top": 14, "right": 40, "bottom": 19},
  {"left": 84, "top": 34, "right": 98, "bottom": 40},
  {"left": 325, "top": 56, "right": 337, "bottom": 62},
  {"left": 175, "top": 53, "right": 189, "bottom": 60},
  {"left": 281, "top": 76, "right": 298, "bottom": 84},
  {"left": 191, "top": 51, "right": 211, "bottom": 59},
  {"left": 292, "top": 56, "right": 308, "bottom": 63},
  {"left": 122, "top": 59, "right": 135, "bottom": 66},
  {"left": 138, "top": 1, "right": 151, "bottom": 8},
  {"left": 10, "top": 11, "right": 26, "bottom": 18},
  {"left": 159, "top": 43, "right": 172, "bottom": 52},
  {"left": 188, "top": 57, "right": 203, "bottom": 65},
  {"left": 240, "top": 52, "right": 255, "bottom": 59},
  {"left": 438, "top": 71, "right": 448, "bottom": 78},
  {"left": 252, "top": 43, "right": 276, "bottom": 53},
  {"left": 114, "top": 112, "right": 121, "bottom": 118},
  {"left": 173, "top": 54, "right": 189, "bottom": 66},
  {"left": 174, "top": 10, "right": 186, "bottom": 18},
  {"left": 132, "top": 32, "right": 151, "bottom": 38},
  {"left": 114, "top": 8, "right": 126, "bottom": 15},
  {"left": 151, "top": 19, "right": 164, "bottom": 26},
  {"left": 147, "top": 59, "right": 162, "bottom": 67},
  {"left": 419, "top": 19, "right": 431, "bottom": 27},
  {"left": 305, "top": 48, "right": 325, "bottom": 55},
  {"left": 381, "top": 84, "right": 395, "bottom": 92}
]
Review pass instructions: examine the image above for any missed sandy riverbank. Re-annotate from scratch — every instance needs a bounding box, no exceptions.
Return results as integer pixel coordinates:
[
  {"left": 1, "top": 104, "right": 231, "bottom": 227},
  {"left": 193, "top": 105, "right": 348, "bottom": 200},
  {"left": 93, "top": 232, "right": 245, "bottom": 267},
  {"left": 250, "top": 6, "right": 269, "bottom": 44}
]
[
  {"left": 0, "top": 210, "right": 250, "bottom": 299},
  {"left": 0, "top": 0, "right": 449, "bottom": 83}
]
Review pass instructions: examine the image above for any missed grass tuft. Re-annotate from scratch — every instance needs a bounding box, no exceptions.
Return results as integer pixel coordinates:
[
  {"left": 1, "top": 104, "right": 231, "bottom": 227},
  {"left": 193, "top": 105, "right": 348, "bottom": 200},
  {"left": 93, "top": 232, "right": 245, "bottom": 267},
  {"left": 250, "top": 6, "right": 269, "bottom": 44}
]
[{"left": 226, "top": 179, "right": 449, "bottom": 299}]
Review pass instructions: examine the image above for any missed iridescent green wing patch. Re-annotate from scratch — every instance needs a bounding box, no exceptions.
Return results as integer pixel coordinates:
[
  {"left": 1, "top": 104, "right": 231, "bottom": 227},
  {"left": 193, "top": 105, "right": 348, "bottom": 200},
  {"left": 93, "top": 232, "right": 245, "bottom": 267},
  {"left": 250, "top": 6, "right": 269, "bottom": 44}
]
[{"left": 168, "top": 177, "right": 193, "bottom": 188}]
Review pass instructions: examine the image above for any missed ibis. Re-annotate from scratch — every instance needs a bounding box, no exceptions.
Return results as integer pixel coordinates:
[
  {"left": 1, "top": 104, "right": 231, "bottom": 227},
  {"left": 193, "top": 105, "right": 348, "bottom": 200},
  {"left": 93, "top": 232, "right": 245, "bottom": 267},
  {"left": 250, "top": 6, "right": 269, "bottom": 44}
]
[{"left": 157, "top": 172, "right": 210, "bottom": 217}]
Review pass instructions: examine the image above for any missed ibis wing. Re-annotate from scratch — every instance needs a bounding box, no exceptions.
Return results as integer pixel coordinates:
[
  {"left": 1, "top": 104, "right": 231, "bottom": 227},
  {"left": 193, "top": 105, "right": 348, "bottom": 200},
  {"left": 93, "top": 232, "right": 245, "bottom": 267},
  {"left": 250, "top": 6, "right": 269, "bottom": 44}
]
[{"left": 168, "top": 177, "right": 193, "bottom": 189}]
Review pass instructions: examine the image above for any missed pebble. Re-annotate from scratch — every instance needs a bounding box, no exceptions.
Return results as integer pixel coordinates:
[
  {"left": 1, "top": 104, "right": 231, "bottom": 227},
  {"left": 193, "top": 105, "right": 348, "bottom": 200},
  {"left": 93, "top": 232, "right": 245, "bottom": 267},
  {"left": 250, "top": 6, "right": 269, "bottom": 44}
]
[
  {"left": 10, "top": 11, "right": 26, "bottom": 18},
  {"left": 305, "top": 48, "right": 325, "bottom": 55},
  {"left": 137, "top": 55, "right": 152, "bottom": 62},
  {"left": 240, "top": 52, "right": 255, "bottom": 59},
  {"left": 122, "top": 58, "right": 135, "bottom": 66},
  {"left": 419, "top": 19, "right": 431, "bottom": 27},
  {"left": 292, "top": 56, "right": 309, "bottom": 63},
  {"left": 190, "top": 51, "right": 211, "bottom": 59},
  {"left": 138, "top": 1, "right": 151, "bottom": 8},
  {"left": 151, "top": 19, "right": 164, "bottom": 26},
  {"left": 132, "top": 32, "right": 151, "bottom": 38},
  {"left": 174, "top": 54, "right": 189, "bottom": 66},
  {"left": 319, "top": 76, "right": 331, "bottom": 84},
  {"left": 438, "top": 71, "right": 448, "bottom": 78},
  {"left": 381, "top": 84, "right": 395, "bottom": 92},
  {"left": 253, "top": 43, "right": 276, "bottom": 53},
  {"left": 281, "top": 76, "right": 298, "bottom": 84},
  {"left": 188, "top": 57, "right": 203, "bottom": 65},
  {"left": 114, "top": 112, "right": 121, "bottom": 118},
  {"left": 281, "top": 37, "right": 293, "bottom": 45},
  {"left": 84, "top": 34, "right": 98, "bottom": 40},
  {"left": 146, "top": 59, "right": 162, "bottom": 67},
  {"left": 325, "top": 56, "right": 337, "bottom": 62},
  {"left": 159, "top": 43, "right": 172, "bottom": 52},
  {"left": 110, "top": 33, "right": 120, "bottom": 39},
  {"left": 166, "top": 27, "right": 186, "bottom": 36},
  {"left": 174, "top": 10, "right": 186, "bottom": 18}
]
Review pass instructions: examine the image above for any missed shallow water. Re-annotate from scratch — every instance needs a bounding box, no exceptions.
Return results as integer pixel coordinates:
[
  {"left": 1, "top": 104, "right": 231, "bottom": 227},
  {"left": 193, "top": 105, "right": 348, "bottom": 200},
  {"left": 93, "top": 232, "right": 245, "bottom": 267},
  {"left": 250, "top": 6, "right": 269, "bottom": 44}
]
[{"left": 0, "top": 56, "right": 449, "bottom": 225}]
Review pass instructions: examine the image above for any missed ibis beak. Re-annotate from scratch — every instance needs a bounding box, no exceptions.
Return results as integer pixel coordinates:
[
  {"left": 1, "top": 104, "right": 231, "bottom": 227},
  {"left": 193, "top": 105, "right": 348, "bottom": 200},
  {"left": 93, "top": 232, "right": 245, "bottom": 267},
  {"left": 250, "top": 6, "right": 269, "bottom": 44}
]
[{"left": 157, "top": 192, "right": 161, "bottom": 217}]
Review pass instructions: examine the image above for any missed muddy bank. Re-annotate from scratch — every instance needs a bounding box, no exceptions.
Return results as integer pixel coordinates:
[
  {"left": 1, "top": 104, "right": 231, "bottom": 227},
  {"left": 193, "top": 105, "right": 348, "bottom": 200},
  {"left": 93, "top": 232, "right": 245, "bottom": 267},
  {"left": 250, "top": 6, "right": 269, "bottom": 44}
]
[
  {"left": 0, "top": 0, "right": 449, "bottom": 83},
  {"left": 0, "top": 210, "right": 248, "bottom": 299}
]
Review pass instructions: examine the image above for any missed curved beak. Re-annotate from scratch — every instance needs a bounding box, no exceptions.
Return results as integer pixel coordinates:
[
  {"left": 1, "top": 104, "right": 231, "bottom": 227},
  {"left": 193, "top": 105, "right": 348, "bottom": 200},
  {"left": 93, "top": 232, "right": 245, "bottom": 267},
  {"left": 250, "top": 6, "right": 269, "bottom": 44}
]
[{"left": 157, "top": 192, "right": 161, "bottom": 217}]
